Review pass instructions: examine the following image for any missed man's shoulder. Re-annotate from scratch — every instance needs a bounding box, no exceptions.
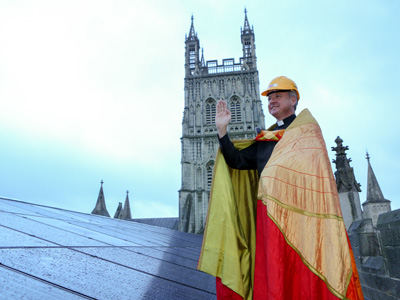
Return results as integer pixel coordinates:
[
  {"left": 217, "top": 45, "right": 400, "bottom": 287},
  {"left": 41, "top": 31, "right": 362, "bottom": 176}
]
[{"left": 288, "top": 109, "right": 318, "bottom": 130}]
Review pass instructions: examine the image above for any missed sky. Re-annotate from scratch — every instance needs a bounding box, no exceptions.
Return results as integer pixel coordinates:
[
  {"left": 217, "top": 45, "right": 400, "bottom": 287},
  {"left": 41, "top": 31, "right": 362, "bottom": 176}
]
[{"left": 0, "top": 0, "right": 399, "bottom": 218}]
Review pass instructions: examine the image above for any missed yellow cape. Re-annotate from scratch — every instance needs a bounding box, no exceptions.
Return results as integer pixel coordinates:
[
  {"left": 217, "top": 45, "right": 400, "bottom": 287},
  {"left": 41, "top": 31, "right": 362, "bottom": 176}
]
[{"left": 198, "top": 137, "right": 258, "bottom": 299}]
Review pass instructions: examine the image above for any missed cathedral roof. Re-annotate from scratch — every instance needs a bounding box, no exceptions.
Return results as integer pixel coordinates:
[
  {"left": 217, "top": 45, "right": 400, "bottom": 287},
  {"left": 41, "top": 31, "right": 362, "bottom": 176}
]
[
  {"left": 363, "top": 152, "right": 390, "bottom": 204},
  {"left": 0, "top": 196, "right": 215, "bottom": 299}
]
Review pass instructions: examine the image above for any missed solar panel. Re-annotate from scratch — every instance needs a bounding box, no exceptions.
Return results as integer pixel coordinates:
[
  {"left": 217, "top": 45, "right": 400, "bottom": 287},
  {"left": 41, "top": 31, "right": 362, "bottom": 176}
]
[{"left": 0, "top": 197, "right": 216, "bottom": 299}]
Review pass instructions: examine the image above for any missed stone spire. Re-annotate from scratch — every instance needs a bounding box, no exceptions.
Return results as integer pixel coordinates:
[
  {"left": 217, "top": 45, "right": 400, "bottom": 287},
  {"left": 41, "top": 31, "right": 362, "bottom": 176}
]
[
  {"left": 185, "top": 14, "right": 201, "bottom": 77},
  {"left": 242, "top": 8, "right": 253, "bottom": 35},
  {"left": 91, "top": 180, "right": 110, "bottom": 217},
  {"left": 187, "top": 14, "right": 197, "bottom": 41},
  {"left": 113, "top": 202, "right": 123, "bottom": 219},
  {"left": 362, "top": 152, "right": 391, "bottom": 227},
  {"left": 331, "top": 136, "right": 361, "bottom": 193},
  {"left": 122, "top": 190, "right": 132, "bottom": 220},
  {"left": 364, "top": 152, "right": 388, "bottom": 203}
]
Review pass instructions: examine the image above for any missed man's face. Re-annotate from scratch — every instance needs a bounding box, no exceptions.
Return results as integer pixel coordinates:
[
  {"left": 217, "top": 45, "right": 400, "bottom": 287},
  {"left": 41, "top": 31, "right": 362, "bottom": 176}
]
[{"left": 267, "top": 91, "right": 296, "bottom": 121}]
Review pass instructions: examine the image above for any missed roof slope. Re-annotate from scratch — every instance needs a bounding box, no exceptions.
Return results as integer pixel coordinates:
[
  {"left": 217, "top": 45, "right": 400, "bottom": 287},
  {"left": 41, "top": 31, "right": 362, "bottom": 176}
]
[{"left": 0, "top": 197, "right": 215, "bottom": 300}]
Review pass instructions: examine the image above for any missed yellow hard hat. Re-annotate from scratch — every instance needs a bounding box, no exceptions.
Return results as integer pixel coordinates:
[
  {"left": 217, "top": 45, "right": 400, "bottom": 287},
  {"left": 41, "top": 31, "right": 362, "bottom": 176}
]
[{"left": 261, "top": 76, "right": 300, "bottom": 100}]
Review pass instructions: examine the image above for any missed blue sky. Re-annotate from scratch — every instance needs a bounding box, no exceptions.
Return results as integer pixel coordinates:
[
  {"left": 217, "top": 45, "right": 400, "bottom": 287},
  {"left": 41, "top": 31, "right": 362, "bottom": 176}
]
[{"left": 0, "top": 0, "right": 399, "bottom": 217}]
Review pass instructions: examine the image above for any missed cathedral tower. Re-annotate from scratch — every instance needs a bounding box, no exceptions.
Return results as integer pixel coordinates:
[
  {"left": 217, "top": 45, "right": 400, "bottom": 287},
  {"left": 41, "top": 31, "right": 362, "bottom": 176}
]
[{"left": 179, "top": 11, "right": 265, "bottom": 233}]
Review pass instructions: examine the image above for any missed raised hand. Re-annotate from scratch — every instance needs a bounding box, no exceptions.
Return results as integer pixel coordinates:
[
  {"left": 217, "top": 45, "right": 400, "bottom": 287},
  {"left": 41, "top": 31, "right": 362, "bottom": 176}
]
[{"left": 216, "top": 99, "right": 231, "bottom": 138}]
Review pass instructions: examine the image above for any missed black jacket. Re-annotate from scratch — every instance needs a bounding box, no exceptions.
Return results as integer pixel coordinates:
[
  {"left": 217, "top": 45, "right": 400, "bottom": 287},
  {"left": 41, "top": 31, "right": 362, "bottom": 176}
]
[{"left": 218, "top": 114, "right": 296, "bottom": 176}]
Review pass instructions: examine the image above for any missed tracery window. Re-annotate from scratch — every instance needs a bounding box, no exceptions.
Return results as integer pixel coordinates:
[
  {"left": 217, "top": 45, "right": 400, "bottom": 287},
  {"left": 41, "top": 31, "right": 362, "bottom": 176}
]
[
  {"left": 230, "top": 97, "right": 242, "bottom": 122},
  {"left": 189, "top": 46, "right": 196, "bottom": 70},
  {"left": 205, "top": 99, "right": 216, "bottom": 124},
  {"left": 244, "top": 39, "right": 252, "bottom": 57},
  {"left": 197, "top": 141, "right": 201, "bottom": 158},
  {"left": 208, "top": 140, "right": 214, "bottom": 152}
]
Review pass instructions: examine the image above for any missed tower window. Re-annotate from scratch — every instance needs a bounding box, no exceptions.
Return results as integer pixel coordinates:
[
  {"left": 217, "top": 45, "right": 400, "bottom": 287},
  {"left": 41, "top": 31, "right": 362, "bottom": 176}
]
[
  {"left": 205, "top": 99, "right": 216, "bottom": 124},
  {"left": 206, "top": 161, "right": 214, "bottom": 189},
  {"left": 244, "top": 39, "right": 252, "bottom": 57},
  {"left": 230, "top": 97, "right": 242, "bottom": 122},
  {"left": 189, "top": 46, "right": 196, "bottom": 69}
]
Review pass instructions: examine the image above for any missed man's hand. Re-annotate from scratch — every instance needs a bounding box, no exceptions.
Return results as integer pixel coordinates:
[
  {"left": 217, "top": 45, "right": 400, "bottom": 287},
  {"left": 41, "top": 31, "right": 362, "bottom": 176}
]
[{"left": 216, "top": 99, "right": 231, "bottom": 138}]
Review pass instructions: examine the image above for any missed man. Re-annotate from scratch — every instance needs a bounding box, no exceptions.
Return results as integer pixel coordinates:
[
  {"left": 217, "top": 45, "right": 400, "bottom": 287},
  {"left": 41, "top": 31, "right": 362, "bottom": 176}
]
[
  {"left": 198, "top": 76, "right": 364, "bottom": 300},
  {"left": 216, "top": 76, "right": 299, "bottom": 176}
]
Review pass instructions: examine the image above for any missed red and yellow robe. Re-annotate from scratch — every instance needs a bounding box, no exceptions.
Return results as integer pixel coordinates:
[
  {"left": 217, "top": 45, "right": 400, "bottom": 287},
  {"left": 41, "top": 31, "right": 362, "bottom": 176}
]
[{"left": 197, "top": 109, "right": 364, "bottom": 300}]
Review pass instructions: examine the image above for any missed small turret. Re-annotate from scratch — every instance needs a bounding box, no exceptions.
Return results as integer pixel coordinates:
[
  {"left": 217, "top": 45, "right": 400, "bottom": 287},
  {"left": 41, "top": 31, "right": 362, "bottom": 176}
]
[{"left": 331, "top": 137, "right": 362, "bottom": 229}]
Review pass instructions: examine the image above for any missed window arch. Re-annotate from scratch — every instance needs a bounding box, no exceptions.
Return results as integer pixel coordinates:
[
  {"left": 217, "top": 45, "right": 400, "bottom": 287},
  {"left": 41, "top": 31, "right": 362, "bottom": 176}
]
[
  {"left": 205, "top": 98, "right": 216, "bottom": 124},
  {"left": 230, "top": 97, "right": 242, "bottom": 122}
]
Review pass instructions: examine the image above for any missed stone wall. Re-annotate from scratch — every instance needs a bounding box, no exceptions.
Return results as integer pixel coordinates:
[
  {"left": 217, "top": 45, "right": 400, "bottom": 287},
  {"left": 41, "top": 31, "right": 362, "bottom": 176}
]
[
  {"left": 378, "top": 210, "right": 400, "bottom": 280},
  {"left": 348, "top": 209, "right": 400, "bottom": 300}
]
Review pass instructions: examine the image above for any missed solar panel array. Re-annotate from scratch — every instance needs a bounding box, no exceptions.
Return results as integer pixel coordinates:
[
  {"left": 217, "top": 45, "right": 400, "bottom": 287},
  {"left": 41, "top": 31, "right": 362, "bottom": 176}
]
[{"left": 0, "top": 197, "right": 216, "bottom": 299}]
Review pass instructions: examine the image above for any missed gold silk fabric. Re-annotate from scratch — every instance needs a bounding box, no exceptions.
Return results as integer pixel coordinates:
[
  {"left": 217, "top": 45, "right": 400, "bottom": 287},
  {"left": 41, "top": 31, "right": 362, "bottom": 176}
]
[
  {"left": 198, "top": 109, "right": 352, "bottom": 300},
  {"left": 258, "top": 109, "right": 352, "bottom": 299}
]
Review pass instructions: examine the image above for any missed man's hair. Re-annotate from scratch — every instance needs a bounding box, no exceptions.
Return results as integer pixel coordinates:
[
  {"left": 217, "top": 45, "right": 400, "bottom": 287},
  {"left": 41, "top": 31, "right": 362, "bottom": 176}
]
[{"left": 288, "top": 90, "right": 298, "bottom": 111}]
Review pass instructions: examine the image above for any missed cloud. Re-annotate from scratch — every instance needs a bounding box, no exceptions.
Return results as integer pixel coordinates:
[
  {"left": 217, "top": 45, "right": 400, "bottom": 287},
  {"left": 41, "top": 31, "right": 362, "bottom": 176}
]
[{"left": 0, "top": 0, "right": 399, "bottom": 216}]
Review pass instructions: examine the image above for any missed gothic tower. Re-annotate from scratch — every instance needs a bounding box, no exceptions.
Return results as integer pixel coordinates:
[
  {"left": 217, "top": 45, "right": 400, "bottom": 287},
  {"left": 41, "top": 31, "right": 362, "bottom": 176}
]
[
  {"left": 331, "top": 136, "right": 362, "bottom": 229},
  {"left": 179, "top": 11, "right": 265, "bottom": 234}
]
